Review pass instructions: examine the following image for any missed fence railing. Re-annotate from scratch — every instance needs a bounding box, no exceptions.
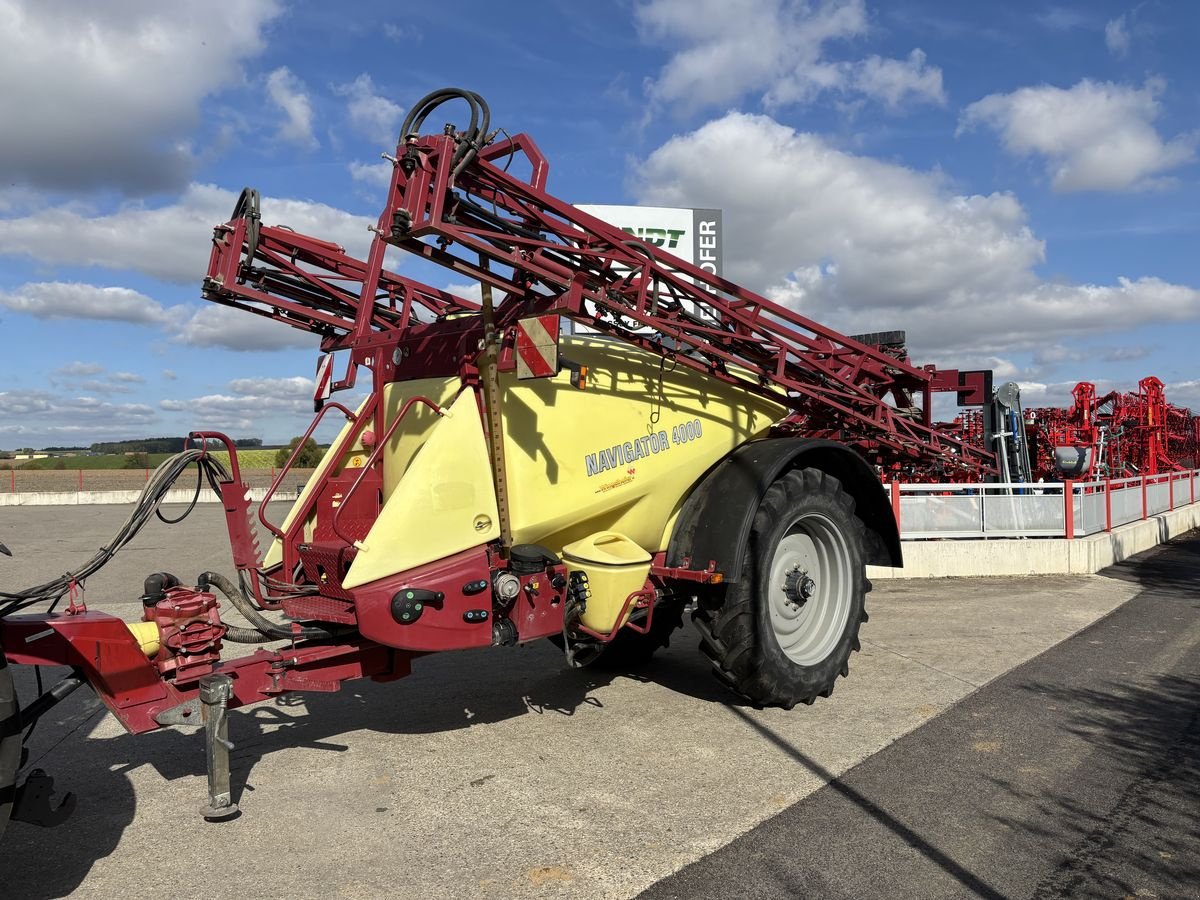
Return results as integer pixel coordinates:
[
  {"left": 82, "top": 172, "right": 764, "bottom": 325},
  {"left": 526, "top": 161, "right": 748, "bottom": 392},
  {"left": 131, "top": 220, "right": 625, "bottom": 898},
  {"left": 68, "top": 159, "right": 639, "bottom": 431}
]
[{"left": 891, "top": 470, "right": 1200, "bottom": 540}]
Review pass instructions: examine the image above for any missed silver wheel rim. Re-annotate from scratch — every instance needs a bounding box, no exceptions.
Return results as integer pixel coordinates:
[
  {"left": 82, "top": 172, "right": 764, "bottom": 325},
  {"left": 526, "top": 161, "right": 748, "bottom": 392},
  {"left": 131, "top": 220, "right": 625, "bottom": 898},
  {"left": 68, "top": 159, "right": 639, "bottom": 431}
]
[{"left": 767, "top": 512, "right": 853, "bottom": 666}]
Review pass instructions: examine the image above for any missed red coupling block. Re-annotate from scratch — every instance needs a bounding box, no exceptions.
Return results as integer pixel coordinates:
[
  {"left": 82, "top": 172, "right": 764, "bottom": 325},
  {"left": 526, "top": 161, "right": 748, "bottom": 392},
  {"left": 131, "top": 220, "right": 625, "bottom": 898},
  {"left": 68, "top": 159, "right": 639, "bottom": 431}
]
[{"left": 146, "top": 586, "right": 226, "bottom": 684}]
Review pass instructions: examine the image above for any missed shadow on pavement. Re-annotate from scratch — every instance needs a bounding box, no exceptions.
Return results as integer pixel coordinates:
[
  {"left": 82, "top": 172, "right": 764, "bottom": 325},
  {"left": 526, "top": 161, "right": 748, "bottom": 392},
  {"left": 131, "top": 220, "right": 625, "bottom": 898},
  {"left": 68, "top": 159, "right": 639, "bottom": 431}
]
[
  {"left": 716, "top": 706, "right": 1008, "bottom": 900},
  {"left": 995, "top": 673, "right": 1200, "bottom": 898},
  {"left": 0, "top": 627, "right": 742, "bottom": 898},
  {"left": 1099, "top": 528, "right": 1200, "bottom": 592}
]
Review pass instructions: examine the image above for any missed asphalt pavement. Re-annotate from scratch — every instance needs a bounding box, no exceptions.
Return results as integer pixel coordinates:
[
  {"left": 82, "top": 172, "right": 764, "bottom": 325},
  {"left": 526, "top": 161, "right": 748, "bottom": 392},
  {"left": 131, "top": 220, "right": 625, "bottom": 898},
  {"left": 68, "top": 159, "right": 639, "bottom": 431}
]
[
  {"left": 642, "top": 535, "right": 1200, "bottom": 899},
  {"left": 0, "top": 505, "right": 1191, "bottom": 899}
]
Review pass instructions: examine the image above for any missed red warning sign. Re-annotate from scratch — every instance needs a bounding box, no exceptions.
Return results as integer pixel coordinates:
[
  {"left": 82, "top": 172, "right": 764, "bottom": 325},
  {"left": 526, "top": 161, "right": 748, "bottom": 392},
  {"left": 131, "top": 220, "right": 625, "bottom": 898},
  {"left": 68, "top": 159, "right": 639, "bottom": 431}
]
[
  {"left": 314, "top": 352, "right": 334, "bottom": 410},
  {"left": 515, "top": 315, "right": 560, "bottom": 379}
]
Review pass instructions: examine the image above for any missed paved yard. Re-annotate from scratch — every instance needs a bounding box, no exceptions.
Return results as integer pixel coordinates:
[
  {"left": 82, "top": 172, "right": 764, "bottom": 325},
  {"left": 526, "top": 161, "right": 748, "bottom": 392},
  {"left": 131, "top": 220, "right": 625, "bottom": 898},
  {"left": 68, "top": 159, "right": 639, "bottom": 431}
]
[{"left": 0, "top": 505, "right": 1156, "bottom": 899}]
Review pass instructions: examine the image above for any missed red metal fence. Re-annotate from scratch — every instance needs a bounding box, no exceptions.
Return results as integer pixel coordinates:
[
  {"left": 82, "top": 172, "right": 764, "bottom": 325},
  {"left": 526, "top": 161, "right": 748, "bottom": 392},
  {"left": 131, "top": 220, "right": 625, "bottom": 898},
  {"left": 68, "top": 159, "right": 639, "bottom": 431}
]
[{"left": 891, "top": 470, "right": 1199, "bottom": 540}]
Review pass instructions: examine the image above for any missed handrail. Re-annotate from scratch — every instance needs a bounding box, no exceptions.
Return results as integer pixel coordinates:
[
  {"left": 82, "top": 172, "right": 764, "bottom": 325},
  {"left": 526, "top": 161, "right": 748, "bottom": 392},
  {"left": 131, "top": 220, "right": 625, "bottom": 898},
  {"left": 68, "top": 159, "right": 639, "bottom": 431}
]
[
  {"left": 257, "top": 401, "right": 362, "bottom": 540},
  {"left": 329, "top": 395, "right": 448, "bottom": 546},
  {"left": 896, "top": 472, "right": 1187, "bottom": 494}
]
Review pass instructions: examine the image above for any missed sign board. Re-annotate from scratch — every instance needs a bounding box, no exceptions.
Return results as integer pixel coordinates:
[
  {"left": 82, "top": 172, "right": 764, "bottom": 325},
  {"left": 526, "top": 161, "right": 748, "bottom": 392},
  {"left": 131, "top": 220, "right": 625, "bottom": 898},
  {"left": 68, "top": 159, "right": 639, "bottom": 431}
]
[
  {"left": 576, "top": 205, "right": 723, "bottom": 293},
  {"left": 570, "top": 205, "right": 724, "bottom": 335}
]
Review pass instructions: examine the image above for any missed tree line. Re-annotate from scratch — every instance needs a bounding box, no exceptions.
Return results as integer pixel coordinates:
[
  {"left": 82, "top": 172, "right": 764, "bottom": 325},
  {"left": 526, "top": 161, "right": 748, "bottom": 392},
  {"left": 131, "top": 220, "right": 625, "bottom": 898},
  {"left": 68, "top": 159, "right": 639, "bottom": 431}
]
[{"left": 88, "top": 437, "right": 264, "bottom": 454}]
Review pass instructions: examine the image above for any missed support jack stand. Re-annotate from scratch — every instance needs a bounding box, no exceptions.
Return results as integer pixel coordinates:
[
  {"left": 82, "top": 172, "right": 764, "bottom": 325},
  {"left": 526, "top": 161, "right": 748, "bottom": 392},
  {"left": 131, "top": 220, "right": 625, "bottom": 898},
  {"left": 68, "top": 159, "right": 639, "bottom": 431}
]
[{"left": 198, "top": 674, "right": 239, "bottom": 821}]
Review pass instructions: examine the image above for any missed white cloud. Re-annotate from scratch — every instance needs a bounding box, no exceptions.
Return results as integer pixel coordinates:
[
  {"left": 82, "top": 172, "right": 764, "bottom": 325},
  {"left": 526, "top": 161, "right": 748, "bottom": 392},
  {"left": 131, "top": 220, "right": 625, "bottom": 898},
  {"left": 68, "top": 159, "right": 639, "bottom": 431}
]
[
  {"left": 80, "top": 379, "right": 134, "bottom": 395},
  {"left": 0, "top": 0, "right": 281, "bottom": 193},
  {"left": 334, "top": 75, "right": 404, "bottom": 145},
  {"left": 960, "top": 79, "right": 1196, "bottom": 192},
  {"left": 160, "top": 375, "right": 315, "bottom": 431},
  {"left": 0, "top": 389, "right": 157, "bottom": 440},
  {"left": 0, "top": 183, "right": 374, "bottom": 284},
  {"left": 0, "top": 278, "right": 322, "bottom": 352},
  {"left": 635, "top": 0, "right": 944, "bottom": 114},
  {"left": 162, "top": 369, "right": 178, "bottom": 380},
  {"left": 443, "top": 282, "right": 484, "bottom": 304},
  {"left": 349, "top": 160, "right": 394, "bottom": 188},
  {"left": 383, "top": 23, "right": 420, "bottom": 42},
  {"left": 1105, "top": 15, "right": 1131, "bottom": 57},
  {"left": 987, "top": 357, "right": 1020, "bottom": 379},
  {"left": 228, "top": 376, "right": 314, "bottom": 396},
  {"left": 1165, "top": 380, "right": 1200, "bottom": 411},
  {"left": 53, "top": 362, "right": 105, "bottom": 378},
  {"left": 632, "top": 112, "right": 1200, "bottom": 359},
  {"left": 1102, "top": 345, "right": 1150, "bottom": 363},
  {"left": 0, "top": 282, "right": 175, "bottom": 324},
  {"left": 847, "top": 50, "right": 944, "bottom": 111},
  {"left": 1036, "top": 7, "right": 1093, "bottom": 31},
  {"left": 173, "top": 304, "right": 319, "bottom": 352},
  {"left": 266, "top": 66, "right": 319, "bottom": 149},
  {"left": 48, "top": 363, "right": 147, "bottom": 395}
]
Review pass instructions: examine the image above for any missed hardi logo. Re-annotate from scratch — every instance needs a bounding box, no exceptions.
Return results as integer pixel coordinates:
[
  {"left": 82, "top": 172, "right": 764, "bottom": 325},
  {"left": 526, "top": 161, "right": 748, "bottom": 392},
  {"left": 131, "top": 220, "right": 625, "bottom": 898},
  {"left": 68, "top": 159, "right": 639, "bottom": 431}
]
[{"left": 620, "top": 226, "right": 685, "bottom": 249}]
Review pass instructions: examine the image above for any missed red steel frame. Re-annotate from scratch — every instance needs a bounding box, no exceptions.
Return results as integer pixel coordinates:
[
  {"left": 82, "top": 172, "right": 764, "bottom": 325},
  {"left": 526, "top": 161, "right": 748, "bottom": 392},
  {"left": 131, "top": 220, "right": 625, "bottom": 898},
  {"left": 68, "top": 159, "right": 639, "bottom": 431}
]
[
  {"left": 1020, "top": 377, "right": 1200, "bottom": 480},
  {"left": 3, "top": 102, "right": 1004, "bottom": 737},
  {"left": 384, "top": 132, "right": 995, "bottom": 476},
  {"left": 1, "top": 612, "right": 407, "bottom": 735}
]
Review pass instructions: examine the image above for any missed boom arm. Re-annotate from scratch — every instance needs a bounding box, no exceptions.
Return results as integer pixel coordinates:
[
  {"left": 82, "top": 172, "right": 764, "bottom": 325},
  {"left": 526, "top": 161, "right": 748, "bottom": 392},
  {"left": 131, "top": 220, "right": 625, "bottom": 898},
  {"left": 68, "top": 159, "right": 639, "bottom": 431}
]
[{"left": 203, "top": 89, "right": 995, "bottom": 477}]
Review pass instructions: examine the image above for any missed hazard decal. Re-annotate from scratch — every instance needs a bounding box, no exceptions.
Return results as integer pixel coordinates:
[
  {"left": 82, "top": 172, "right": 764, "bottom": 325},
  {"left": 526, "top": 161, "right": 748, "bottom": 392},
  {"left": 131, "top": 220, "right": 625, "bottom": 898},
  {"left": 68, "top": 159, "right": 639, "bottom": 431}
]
[
  {"left": 515, "top": 315, "right": 560, "bottom": 379},
  {"left": 314, "top": 352, "right": 334, "bottom": 411}
]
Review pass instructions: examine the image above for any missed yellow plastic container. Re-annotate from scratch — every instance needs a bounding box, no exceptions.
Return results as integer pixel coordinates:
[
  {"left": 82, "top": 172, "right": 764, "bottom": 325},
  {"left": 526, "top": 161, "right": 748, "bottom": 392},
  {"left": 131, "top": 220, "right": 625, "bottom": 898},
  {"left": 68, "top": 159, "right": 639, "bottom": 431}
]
[
  {"left": 562, "top": 531, "right": 652, "bottom": 635},
  {"left": 127, "top": 620, "right": 161, "bottom": 658}
]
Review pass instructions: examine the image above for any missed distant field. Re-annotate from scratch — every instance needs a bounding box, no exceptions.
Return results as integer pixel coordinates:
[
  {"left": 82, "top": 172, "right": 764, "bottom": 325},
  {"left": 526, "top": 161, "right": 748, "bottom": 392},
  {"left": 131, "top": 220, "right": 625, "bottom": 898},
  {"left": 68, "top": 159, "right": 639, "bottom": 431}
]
[
  {"left": 8, "top": 448, "right": 302, "bottom": 471},
  {"left": 208, "top": 449, "right": 282, "bottom": 469},
  {"left": 9, "top": 453, "right": 175, "bottom": 470}
]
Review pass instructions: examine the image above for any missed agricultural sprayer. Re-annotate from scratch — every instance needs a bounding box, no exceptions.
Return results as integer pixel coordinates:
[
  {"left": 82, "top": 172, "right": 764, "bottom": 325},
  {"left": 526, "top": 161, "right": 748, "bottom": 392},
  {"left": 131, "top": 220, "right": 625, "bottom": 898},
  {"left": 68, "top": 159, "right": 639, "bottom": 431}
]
[{"left": 1, "top": 88, "right": 998, "bottom": 834}]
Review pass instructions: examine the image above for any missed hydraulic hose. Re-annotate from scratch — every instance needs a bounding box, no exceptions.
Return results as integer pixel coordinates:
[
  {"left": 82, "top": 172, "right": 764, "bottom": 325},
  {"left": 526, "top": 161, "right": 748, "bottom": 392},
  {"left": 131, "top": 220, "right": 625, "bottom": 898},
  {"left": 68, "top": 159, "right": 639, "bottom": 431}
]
[
  {"left": 399, "top": 88, "right": 491, "bottom": 179},
  {"left": 223, "top": 625, "right": 276, "bottom": 645},
  {"left": 199, "top": 571, "right": 338, "bottom": 642},
  {"left": 0, "top": 449, "right": 231, "bottom": 617}
]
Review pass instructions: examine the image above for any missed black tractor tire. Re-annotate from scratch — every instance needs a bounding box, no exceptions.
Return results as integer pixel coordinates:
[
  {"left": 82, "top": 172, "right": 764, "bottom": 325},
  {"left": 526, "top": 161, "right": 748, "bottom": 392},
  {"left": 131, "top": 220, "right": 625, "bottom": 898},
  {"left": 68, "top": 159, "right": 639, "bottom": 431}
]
[
  {"left": 693, "top": 468, "right": 870, "bottom": 708},
  {"left": 0, "top": 648, "right": 19, "bottom": 842}
]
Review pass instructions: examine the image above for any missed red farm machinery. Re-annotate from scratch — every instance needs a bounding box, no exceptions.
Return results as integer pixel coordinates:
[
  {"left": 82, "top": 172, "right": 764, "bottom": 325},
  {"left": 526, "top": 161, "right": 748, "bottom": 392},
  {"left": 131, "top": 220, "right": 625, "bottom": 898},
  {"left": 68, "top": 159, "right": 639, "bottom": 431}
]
[
  {"left": 2, "top": 87, "right": 1012, "bottom": 831},
  {"left": 1020, "top": 377, "right": 1200, "bottom": 480}
]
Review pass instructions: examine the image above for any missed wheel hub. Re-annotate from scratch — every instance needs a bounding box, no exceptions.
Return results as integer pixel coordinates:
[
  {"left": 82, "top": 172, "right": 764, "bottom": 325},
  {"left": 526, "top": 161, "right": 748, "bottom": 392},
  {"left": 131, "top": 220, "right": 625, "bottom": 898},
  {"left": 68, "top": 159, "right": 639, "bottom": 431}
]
[{"left": 782, "top": 566, "right": 816, "bottom": 606}]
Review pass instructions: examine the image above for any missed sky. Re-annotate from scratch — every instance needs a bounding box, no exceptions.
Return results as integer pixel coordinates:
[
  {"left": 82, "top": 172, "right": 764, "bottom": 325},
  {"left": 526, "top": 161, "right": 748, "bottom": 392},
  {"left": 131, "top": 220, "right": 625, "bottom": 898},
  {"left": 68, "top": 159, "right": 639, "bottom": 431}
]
[{"left": 1, "top": 0, "right": 1198, "bottom": 448}]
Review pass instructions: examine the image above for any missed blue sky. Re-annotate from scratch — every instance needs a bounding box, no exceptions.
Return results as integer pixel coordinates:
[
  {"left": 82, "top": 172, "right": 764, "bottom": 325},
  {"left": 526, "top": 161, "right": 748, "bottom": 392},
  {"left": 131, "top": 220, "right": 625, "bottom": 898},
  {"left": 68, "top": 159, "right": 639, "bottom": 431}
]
[{"left": 1, "top": 0, "right": 1197, "bottom": 448}]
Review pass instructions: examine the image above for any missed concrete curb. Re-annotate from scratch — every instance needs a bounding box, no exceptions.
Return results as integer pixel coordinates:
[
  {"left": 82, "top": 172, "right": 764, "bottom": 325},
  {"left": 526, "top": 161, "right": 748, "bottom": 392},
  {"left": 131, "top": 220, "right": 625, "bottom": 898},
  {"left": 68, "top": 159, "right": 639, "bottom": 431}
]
[
  {"left": 868, "top": 499, "right": 1200, "bottom": 579},
  {"left": 0, "top": 487, "right": 276, "bottom": 506}
]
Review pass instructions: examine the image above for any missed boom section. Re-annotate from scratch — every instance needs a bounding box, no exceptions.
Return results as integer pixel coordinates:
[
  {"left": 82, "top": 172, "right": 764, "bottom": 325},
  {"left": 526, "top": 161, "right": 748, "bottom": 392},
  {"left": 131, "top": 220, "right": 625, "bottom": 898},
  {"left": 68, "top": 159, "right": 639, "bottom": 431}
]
[
  {"left": 202, "top": 123, "right": 994, "bottom": 476},
  {"left": 203, "top": 188, "right": 479, "bottom": 350},
  {"left": 381, "top": 130, "right": 993, "bottom": 474}
]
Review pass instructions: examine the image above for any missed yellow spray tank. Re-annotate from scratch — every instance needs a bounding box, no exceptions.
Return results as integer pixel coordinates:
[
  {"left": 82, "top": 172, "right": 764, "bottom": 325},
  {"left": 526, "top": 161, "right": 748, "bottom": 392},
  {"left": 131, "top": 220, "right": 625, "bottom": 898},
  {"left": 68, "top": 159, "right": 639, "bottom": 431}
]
[{"left": 267, "top": 335, "right": 786, "bottom": 620}]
